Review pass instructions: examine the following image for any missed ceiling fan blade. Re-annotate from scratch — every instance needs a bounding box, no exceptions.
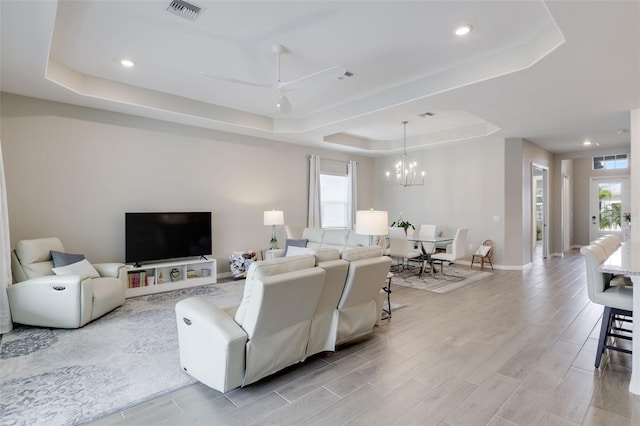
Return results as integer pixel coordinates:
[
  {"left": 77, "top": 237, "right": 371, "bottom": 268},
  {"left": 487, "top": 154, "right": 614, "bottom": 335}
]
[
  {"left": 197, "top": 71, "right": 270, "bottom": 88},
  {"left": 277, "top": 65, "right": 347, "bottom": 91}
]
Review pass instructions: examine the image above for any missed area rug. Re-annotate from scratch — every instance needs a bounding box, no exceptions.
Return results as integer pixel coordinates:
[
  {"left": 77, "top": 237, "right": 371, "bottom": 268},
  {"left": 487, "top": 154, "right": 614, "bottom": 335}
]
[
  {"left": 392, "top": 265, "right": 493, "bottom": 294},
  {"left": 0, "top": 281, "right": 245, "bottom": 426}
]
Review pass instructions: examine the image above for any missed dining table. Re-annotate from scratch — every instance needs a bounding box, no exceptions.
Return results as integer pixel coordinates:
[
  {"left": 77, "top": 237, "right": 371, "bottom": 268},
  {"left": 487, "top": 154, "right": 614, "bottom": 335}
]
[
  {"left": 598, "top": 242, "right": 640, "bottom": 394},
  {"left": 407, "top": 236, "right": 454, "bottom": 277}
]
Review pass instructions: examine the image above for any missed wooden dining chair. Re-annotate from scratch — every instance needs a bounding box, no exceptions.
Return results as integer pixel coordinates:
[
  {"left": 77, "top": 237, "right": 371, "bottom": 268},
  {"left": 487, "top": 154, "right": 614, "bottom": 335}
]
[{"left": 470, "top": 239, "right": 494, "bottom": 271}]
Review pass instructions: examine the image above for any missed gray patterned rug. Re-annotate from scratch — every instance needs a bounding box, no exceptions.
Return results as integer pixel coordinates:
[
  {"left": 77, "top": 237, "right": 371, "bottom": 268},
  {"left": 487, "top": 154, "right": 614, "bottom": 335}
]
[
  {"left": 0, "top": 281, "right": 245, "bottom": 426},
  {"left": 392, "top": 265, "right": 493, "bottom": 293}
]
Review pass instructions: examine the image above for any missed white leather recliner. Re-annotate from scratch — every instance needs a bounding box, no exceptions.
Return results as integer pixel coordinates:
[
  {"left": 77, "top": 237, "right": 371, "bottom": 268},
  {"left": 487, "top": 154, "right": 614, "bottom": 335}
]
[
  {"left": 175, "top": 255, "right": 326, "bottom": 393},
  {"left": 306, "top": 256, "right": 349, "bottom": 357},
  {"left": 302, "top": 246, "right": 392, "bottom": 356},
  {"left": 335, "top": 246, "right": 393, "bottom": 346},
  {"left": 9, "top": 237, "right": 127, "bottom": 328}
]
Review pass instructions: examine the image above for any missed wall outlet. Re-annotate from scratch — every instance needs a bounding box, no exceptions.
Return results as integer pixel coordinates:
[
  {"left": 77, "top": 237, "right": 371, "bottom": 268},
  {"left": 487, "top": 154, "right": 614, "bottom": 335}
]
[{"left": 493, "top": 215, "right": 500, "bottom": 222}]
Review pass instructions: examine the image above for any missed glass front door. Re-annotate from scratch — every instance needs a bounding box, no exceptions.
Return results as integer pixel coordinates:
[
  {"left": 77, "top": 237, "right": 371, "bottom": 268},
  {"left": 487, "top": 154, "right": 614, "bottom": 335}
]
[{"left": 590, "top": 177, "right": 630, "bottom": 242}]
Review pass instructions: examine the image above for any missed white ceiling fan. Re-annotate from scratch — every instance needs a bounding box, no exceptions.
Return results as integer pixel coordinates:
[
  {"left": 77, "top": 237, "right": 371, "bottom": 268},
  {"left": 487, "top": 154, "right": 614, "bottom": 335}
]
[{"left": 198, "top": 44, "right": 348, "bottom": 114}]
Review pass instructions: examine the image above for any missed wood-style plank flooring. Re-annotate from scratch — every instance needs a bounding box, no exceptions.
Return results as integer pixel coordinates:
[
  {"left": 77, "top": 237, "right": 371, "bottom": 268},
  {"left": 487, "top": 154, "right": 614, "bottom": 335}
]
[{"left": 89, "top": 249, "right": 639, "bottom": 425}]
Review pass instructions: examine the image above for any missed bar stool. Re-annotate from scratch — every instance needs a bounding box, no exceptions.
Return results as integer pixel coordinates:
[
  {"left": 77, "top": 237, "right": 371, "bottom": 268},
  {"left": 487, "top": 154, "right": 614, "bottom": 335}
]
[{"left": 580, "top": 244, "right": 633, "bottom": 367}]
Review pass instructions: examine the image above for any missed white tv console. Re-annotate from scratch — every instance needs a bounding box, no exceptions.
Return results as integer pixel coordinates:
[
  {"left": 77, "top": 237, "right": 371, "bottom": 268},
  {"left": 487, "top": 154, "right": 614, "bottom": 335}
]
[{"left": 125, "top": 257, "right": 217, "bottom": 298}]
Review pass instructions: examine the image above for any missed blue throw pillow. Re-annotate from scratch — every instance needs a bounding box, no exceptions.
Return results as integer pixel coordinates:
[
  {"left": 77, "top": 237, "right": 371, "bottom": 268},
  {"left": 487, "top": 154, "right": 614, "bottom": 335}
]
[
  {"left": 51, "top": 250, "right": 85, "bottom": 267},
  {"left": 283, "top": 239, "right": 309, "bottom": 256}
]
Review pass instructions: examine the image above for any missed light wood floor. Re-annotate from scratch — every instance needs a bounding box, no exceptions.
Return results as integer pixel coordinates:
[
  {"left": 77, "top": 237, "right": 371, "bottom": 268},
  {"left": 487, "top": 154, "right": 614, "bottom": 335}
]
[{"left": 90, "top": 249, "right": 638, "bottom": 426}]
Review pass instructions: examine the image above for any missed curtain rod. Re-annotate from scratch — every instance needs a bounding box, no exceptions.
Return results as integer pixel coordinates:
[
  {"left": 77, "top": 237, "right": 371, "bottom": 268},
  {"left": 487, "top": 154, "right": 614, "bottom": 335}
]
[{"left": 307, "top": 155, "right": 356, "bottom": 164}]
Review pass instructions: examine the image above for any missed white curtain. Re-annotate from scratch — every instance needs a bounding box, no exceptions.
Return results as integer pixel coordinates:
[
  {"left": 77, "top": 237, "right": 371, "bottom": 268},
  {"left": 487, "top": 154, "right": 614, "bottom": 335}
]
[
  {"left": 347, "top": 160, "right": 357, "bottom": 229},
  {"left": 308, "top": 155, "right": 322, "bottom": 228},
  {"left": 0, "top": 142, "right": 13, "bottom": 334}
]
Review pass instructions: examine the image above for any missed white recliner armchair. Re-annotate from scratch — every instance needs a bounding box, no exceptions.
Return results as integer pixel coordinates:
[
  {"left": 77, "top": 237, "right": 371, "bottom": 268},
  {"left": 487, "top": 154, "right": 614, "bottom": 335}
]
[{"left": 9, "top": 237, "right": 127, "bottom": 328}]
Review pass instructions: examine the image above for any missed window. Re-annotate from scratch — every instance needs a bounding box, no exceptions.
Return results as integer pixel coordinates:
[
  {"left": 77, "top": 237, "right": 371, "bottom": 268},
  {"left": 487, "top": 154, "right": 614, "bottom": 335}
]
[
  {"left": 593, "top": 154, "right": 628, "bottom": 170},
  {"left": 319, "top": 173, "right": 349, "bottom": 228}
]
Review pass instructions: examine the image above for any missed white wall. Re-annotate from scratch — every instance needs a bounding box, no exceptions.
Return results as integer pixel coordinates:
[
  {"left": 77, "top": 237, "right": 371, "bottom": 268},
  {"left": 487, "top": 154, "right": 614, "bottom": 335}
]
[
  {"left": 504, "top": 138, "right": 554, "bottom": 266},
  {"left": 374, "top": 137, "right": 507, "bottom": 266},
  {"left": 0, "top": 93, "right": 375, "bottom": 274}
]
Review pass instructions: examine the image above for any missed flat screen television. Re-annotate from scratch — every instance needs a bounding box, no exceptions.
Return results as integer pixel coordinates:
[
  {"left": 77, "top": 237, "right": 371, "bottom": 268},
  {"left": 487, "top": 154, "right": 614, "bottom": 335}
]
[{"left": 125, "top": 212, "right": 212, "bottom": 265}]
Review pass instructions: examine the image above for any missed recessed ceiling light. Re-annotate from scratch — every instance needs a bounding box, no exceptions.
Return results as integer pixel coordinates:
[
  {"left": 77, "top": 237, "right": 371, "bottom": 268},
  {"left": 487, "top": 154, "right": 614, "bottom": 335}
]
[
  {"left": 455, "top": 25, "right": 473, "bottom": 36},
  {"left": 120, "top": 59, "right": 135, "bottom": 68}
]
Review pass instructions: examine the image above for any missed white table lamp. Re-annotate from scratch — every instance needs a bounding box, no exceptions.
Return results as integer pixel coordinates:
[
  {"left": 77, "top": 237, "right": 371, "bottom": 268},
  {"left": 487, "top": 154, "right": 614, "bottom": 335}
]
[
  {"left": 355, "top": 209, "right": 388, "bottom": 246},
  {"left": 264, "top": 210, "right": 285, "bottom": 249}
]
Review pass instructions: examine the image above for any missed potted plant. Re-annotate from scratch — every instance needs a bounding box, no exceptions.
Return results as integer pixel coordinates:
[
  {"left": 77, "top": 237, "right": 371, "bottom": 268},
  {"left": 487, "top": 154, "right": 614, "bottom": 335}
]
[{"left": 391, "top": 219, "right": 415, "bottom": 235}]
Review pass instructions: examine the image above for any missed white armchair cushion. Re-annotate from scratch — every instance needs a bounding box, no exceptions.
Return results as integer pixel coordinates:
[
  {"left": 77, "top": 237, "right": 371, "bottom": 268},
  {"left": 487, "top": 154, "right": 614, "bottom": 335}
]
[
  {"left": 52, "top": 259, "right": 100, "bottom": 279},
  {"left": 312, "top": 248, "right": 341, "bottom": 263},
  {"left": 15, "top": 237, "right": 64, "bottom": 265},
  {"left": 14, "top": 237, "right": 64, "bottom": 280},
  {"left": 93, "top": 263, "right": 126, "bottom": 278},
  {"left": 346, "top": 232, "right": 370, "bottom": 248},
  {"left": 302, "top": 228, "right": 325, "bottom": 250},
  {"left": 341, "top": 246, "right": 383, "bottom": 261},
  {"left": 322, "top": 229, "right": 350, "bottom": 251},
  {"left": 235, "top": 255, "right": 316, "bottom": 325}
]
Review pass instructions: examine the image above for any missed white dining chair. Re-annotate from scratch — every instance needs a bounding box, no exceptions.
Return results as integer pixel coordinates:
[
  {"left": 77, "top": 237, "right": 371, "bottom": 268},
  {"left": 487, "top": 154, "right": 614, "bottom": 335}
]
[
  {"left": 388, "top": 227, "right": 422, "bottom": 271},
  {"left": 417, "top": 224, "right": 437, "bottom": 255},
  {"left": 431, "top": 227, "right": 468, "bottom": 274}
]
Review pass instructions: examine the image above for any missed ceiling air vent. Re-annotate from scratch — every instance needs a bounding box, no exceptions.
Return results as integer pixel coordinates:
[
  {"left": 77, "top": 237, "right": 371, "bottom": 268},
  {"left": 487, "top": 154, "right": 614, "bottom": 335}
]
[
  {"left": 338, "top": 71, "right": 355, "bottom": 80},
  {"left": 167, "top": 0, "right": 203, "bottom": 21},
  {"left": 418, "top": 112, "right": 436, "bottom": 118}
]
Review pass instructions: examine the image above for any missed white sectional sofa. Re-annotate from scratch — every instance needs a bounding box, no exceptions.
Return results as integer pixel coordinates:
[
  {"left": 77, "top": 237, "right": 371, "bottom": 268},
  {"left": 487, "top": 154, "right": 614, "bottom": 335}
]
[
  {"left": 266, "top": 227, "right": 372, "bottom": 259},
  {"left": 175, "top": 246, "right": 391, "bottom": 393}
]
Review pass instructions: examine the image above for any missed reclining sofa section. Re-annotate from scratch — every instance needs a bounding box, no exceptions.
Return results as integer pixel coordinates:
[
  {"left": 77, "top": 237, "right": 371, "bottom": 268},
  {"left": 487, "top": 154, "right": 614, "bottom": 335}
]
[{"left": 175, "top": 246, "right": 391, "bottom": 393}]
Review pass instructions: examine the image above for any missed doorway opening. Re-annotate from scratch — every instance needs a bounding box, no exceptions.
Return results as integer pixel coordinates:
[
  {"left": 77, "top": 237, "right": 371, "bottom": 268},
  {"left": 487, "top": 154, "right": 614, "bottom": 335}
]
[{"left": 532, "top": 163, "right": 549, "bottom": 260}]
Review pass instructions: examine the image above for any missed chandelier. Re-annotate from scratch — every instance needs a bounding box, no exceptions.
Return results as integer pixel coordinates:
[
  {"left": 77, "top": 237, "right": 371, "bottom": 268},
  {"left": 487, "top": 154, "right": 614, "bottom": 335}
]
[{"left": 385, "top": 121, "right": 424, "bottom": 187}]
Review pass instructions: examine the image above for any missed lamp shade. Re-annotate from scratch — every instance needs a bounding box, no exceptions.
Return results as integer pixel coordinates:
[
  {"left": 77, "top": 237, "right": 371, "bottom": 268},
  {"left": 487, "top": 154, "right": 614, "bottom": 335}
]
[
  {"left": 355, "top": 210, "right": 388, "bottom": 236},
  {"left": 264, "top": 210, "right": 284, "bottom": 226}
]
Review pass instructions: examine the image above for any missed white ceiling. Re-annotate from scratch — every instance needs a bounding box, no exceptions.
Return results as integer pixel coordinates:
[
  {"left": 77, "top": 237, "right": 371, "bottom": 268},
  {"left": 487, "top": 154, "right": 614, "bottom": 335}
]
[{"left": 1, "top": 1, "right": 638, "bottom": 155}]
